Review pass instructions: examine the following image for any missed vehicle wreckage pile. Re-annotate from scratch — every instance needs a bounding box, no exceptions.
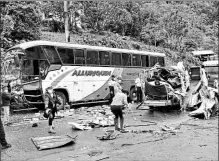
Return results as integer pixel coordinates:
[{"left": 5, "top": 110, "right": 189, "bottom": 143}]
[{"left": 141, "top": 63, "right": 218, "bottom": 120}]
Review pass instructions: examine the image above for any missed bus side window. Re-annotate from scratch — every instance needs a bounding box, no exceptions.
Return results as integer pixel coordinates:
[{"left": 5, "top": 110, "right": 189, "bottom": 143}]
[
  {"left": 86, "top": 50, "right": 99, "bottom": 65},
  {"left": 74, "top": 49, "right": 85, "bottom": 65},
  {"left": 158, "top": 57, "right": 165, "bottom": 67},
  {"left": 122, "top": 53, "right": 131, "bottom": 66},
  {"left": 150, "top": 56, "right": 158, "bottom": 67},
  {"left": 57, "top": 48, "right": 74, "bottom": 64},
  {"left": 141, "top": 55, "right": 149, "bottom": 67},
  {"left": 132, "top": 54, "right": 141, "bottom": 66},
  {"left": 99, "top": 51, "right": 110, "bottom": 65},
  {"left": 112, "top": 52, "right": 121, "bottom": 66}
]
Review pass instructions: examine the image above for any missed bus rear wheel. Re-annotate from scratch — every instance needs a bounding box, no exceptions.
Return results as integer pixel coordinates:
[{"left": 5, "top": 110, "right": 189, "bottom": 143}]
[
  {"left": 129, "top": 87, "right": 137, "bottom": 102},
  {"left": 55, "top": 91, "right": 66, "bottom": 110}
]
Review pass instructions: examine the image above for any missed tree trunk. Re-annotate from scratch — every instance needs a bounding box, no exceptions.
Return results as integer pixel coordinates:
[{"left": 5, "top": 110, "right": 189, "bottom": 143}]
[{"left": 64, "top": 1, "right": 70, "bottom": 42}]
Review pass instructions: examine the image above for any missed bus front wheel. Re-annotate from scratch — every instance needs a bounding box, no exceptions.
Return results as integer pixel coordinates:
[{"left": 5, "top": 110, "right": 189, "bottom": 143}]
[
  {"left": 129, "top": 87, "right": 137, "bottom": 102},
  {"left": 55, "top": 91, "right": 67, "bottom": 110}
]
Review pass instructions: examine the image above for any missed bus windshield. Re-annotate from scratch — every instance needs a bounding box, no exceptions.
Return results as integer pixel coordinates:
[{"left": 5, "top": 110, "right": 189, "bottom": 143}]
[
  {"left": 4, "top": 47, "right": 51, "bottom": 83},
  {"left": 23, "top": 46, "right": 51, "bottom": 82},
  {"left": 41, "top": 46, "right": 62, "bottom": 64},
  {"left": 2, "top": 49, "right": 23, "bottom": 83}
]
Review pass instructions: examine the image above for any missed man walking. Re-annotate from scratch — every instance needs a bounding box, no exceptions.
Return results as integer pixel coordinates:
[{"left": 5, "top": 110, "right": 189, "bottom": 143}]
[
  {"left": 108, "top": 75, "right": 116, "bottom": 103},
  {"left": 44, "top": 86, "right": 61, "bottom": 134}
]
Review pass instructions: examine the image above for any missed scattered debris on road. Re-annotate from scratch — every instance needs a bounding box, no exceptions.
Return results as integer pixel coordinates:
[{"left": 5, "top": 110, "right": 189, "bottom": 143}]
[{"left": 96, "top": 131, "right": 120, "bottom": 141}]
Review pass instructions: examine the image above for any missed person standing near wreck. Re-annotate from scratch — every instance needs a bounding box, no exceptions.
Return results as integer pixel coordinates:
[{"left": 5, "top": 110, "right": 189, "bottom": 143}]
[
  {"left": 185, "top": 66, "right": 191, "bottom": 91},
  {"left": 0, "top": 86, "right": 12, "bottom": 149},
  {"left": 44, "top": 86, "right": 61, "bottom": 134},
  {"left": 200, "top": 65, "right": 208, "bottom": 87},
  {"left": 135, "top": 73, "right": 143, "bottom": 103},
  {"left": 108, "top": 75, "right": 116, "bottom": 103},
  {"left": 114, "top": 76, "right": 123, "bottom": 94},
  {"left": 110, "top": 89, "right": 129, "bottom": 132}
]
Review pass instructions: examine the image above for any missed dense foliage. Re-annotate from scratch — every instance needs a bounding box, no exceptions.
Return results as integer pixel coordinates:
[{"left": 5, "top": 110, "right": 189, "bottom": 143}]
[
  {"left": 1, "top": 1, "right": 218, "bottom": 62},
  {"left": 0, "top": 1, "right": 41, "bottom": 50},
  {"left": 82, "top": 1, "right": 218, "bottom": 54}
]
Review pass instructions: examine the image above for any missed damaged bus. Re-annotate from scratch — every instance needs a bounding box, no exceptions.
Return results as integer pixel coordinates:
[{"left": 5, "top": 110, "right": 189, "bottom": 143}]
[
  {"left": 5, "top": 41, "right": 165, "bottom": 110},
  {"left": 190, "top": 50, "right": 218, "bottom": 87}
]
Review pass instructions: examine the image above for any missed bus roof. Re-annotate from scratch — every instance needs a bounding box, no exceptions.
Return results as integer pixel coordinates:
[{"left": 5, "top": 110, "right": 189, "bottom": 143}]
[
  {"left": 192, "top": 50, "right": 214, "bottom": 56},
  {"left": 202, "top": 60, "right": 218, "bottom": 67},
  {"left": 8, "top": 40, "right": 166, "bottom": 57}
]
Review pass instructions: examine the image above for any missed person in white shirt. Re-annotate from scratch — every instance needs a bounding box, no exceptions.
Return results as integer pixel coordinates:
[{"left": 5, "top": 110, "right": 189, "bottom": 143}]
[
  {"left": 213, "top": 79, "right": 218, "bottom": 89},
  {"left": 177, "top": 60, "right": 187, "bottom": 94},
  {"left": 200, "top": 65, "right": 208, "bottom": 87},
  {"left": 108, "top": 75, "right": 116, "bottom": 103},
  {"left": 135, "top": 73, "right": 142, "bottom": 103}
]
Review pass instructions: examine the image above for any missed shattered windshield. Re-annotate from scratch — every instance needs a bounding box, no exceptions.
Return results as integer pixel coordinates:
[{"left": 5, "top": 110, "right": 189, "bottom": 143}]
[{"left": 1, "top": 49, "right": 23, "bottom": 83}]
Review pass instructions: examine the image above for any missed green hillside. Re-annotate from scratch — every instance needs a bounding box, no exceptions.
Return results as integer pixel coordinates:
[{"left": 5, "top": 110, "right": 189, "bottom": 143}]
[{"left": 40, "top": 31, "right": 194, "bottom": 67}]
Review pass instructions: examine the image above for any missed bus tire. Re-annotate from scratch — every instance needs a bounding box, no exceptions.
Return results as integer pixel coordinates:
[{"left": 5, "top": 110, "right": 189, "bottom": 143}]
[
  {"left": 55, "top": 91, "right": 66, "bottom": 110},
  {"left": 129, "top": 87, "right": 137, "bottom": 102}
]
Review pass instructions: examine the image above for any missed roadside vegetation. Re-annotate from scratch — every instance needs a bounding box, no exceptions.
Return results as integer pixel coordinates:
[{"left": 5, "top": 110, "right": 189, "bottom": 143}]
[{"left": 0, "top": 1, "right": 218, "bottom": 73}]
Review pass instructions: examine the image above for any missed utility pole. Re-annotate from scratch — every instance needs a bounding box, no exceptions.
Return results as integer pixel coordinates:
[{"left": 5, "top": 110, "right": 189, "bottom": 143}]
[{"left": 64, "top": 1, "right": 70, "bottom": 42}]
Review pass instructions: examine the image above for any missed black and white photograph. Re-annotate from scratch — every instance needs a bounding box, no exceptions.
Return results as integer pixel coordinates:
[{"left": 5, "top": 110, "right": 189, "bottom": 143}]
[{"left": 0, "top": 1, "right": 218, "bottom": 160}]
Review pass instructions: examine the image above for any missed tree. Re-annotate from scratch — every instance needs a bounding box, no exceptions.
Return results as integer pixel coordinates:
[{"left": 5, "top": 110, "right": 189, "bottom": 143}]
[
  {"left": 64, "top": 1, "right": 70, "bottom": 42},
  {"left": 1, "top": 1, "right": 42, "bottom": 49}
]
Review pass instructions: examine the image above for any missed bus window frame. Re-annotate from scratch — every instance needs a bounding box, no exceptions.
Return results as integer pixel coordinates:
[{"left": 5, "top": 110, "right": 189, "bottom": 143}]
[
  {"left": 141, "top": 54, "right": 149, "bottom": 67},
  {"left": 74, "top": 48, "right": 86, "bottom": 65},
  {"left": 122, "top": 53, "right": 131, "bottom": 67},
  {"left": 99, "top": 50, "right": 111, "bottom": 66},
  {"left": 111, "top": 52, "right": 122, "bottom": 66},
  {"left": 149, "top": 55, "right": 158, "bottom": 67},
  {"left": 157, "top": 56, "right": 165, "bottom": 67},
  {"left": 132, "top": 54, "right": 142, "bottom": 67},
  {"left": 86, "top": 49, "right": 100, "bottom": 66}
]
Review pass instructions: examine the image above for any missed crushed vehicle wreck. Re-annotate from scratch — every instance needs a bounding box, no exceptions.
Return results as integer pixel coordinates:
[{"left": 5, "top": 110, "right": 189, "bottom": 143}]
[
  {"left": 137, "top": 63, "right": 187, "bottom": 110},
  {"left": 143, "top": 81, "right": 181, "bottom": 110},
  {"left": 188, "top": 51, "right": 218, "bottom": 119}
]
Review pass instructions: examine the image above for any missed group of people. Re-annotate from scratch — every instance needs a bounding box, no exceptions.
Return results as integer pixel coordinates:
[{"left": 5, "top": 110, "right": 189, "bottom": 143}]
[{"left": 0, "top": 82, "right": 61, "bottom": 151}]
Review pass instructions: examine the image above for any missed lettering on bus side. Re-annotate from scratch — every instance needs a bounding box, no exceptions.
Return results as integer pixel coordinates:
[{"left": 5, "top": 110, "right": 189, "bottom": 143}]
[
  {"left": 126, "top": 72, "right": 139, "bottom": 76},
  {"left": 72, "top": 70, "right": 112, "bottom": 77}
]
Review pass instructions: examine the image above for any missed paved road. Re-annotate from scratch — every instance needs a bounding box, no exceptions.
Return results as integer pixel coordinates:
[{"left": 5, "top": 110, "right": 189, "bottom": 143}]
[{"left": 1, "top": 80, "right": 217, "bottom": 161}]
